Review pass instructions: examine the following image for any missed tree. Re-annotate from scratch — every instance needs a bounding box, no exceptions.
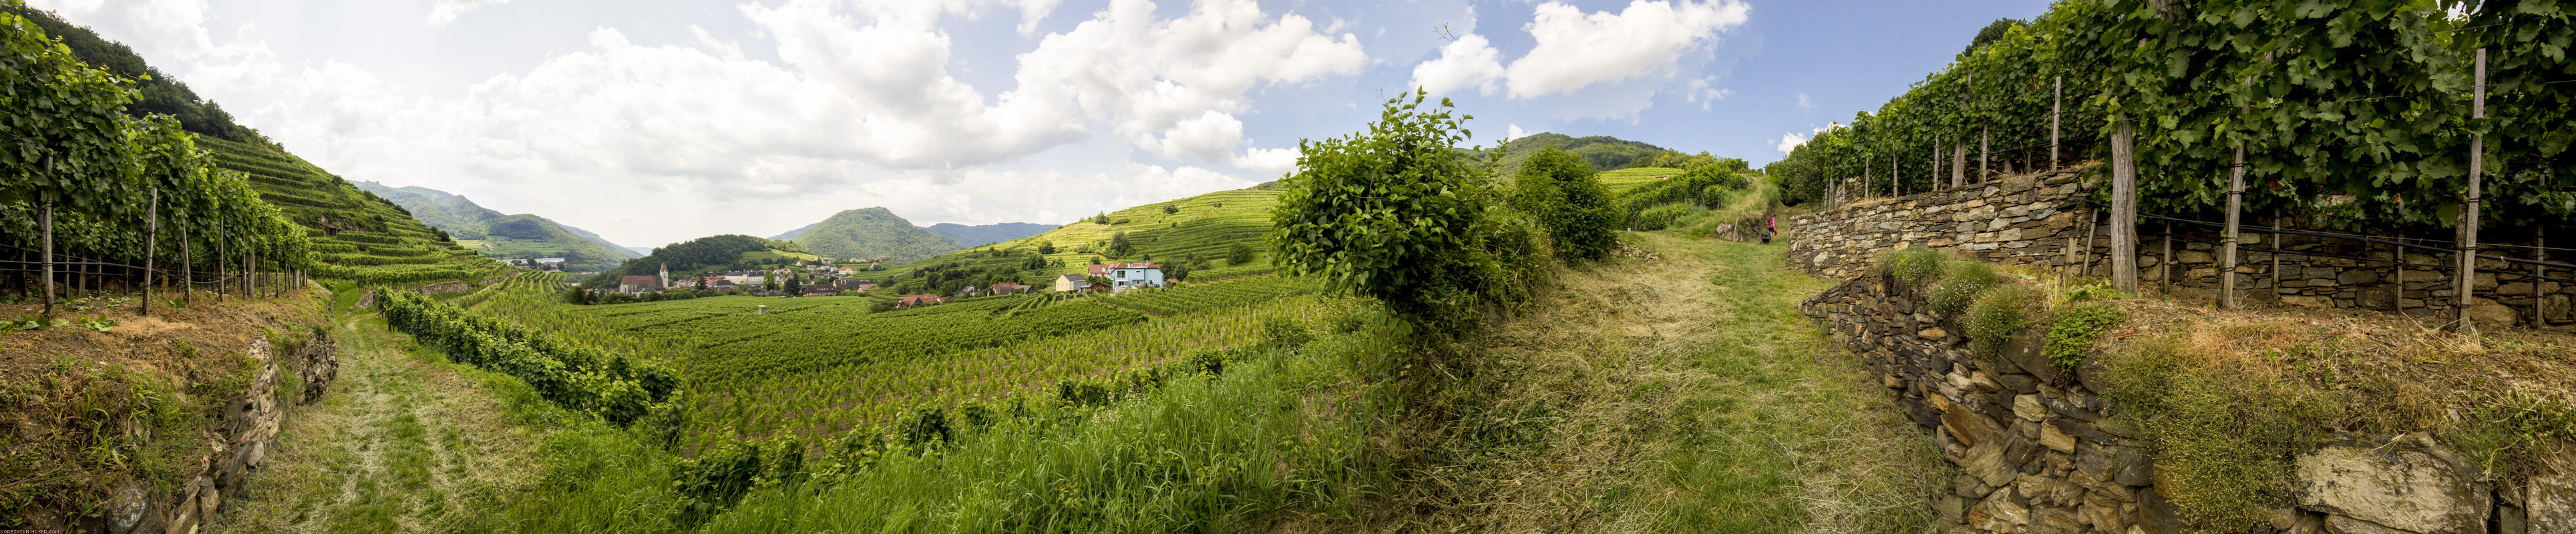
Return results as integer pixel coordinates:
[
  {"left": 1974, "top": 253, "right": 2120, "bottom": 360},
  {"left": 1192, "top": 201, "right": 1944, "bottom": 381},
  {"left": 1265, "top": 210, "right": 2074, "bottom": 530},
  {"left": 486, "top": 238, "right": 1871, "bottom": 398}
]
[
  {"left": 1161, "top": 204, "right": 1178, "bottom": 215},
  {"left": 1036, "top": 241, "right": 1056, "bottom": 254},
  {"left": 1091, "top": 212, "right": 1110, "bottom": 225},
  {"left": 1165, "top": 262, "right": 1191, "bottom": 282},
  {"left": 1270, "top": 90, "right": 1545, "bottom": 336},
  {"left": 784, "top": 275, "right": 800, "bottom": 296},
  {"left": 562, "top": 286, "right": 589, "bottom": 304},
  {"left": 1106, "top": 232, "right": 1133, "bottom": 258},
  {"left": 1513, "top": 147, "right": 1620, "bottom": 262},
  {"left": 1226, "top": 241, "right": 1257, "bottom": 265}
]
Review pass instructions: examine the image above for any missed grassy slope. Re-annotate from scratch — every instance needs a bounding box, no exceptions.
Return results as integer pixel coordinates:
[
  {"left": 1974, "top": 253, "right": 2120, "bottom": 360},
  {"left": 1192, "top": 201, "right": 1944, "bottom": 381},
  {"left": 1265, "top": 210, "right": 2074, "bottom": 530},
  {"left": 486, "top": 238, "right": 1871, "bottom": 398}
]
[
  {"left": 1596, "top": 166, "right": 1684, "bottom": 196},
  {"left": 1394, "top": 233, "right": 1945, "bottom": 533},
  {"left": 198, "top": 136, "right": 502, "bottom": 284}
]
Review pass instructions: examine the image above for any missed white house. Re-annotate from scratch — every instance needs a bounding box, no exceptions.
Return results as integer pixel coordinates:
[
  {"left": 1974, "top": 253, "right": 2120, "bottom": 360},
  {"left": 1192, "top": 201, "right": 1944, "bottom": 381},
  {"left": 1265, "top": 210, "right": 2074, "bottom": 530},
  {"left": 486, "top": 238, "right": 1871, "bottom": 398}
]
[
  {"left": 1053, "top": 274, "right": 1085, "bottom": 292},
  {"left": 1087, "top": 262, "right": 1165, "bottom": 292}
]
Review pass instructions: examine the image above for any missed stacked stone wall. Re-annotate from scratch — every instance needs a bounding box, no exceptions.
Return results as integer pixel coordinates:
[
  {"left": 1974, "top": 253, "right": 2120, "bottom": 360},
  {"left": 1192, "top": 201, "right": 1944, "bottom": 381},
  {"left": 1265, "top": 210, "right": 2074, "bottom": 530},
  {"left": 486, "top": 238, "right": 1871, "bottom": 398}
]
[
  {"left": 1800, "top": 275, "right": 2575, "bottom": 534},
  {"left": 102, "top": 333, "right": 339, "bottom": 534},
  {"left": 1784, "top": 166, "right": 2575, "bottom": 331}
]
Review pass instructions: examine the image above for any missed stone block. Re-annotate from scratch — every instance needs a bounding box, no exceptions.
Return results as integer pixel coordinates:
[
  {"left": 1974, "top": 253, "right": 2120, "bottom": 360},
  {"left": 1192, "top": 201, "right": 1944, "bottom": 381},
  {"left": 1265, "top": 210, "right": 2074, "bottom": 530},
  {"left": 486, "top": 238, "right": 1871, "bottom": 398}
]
[
  {"left": 2338, "top": 269, "right": 2380, "bottom": 284},
  {"left": 1969, "top": 497, "right": 2032, "bottom": 531},
  {"left": 2040, "top": 424, "right": 2078, "bottom": 454},
  {"left": 2293, "top": 434, "right": 2489, "bottom": 534},
  {"left": 2014, "top": 394, "right": 2046, "bottom": 422},
  {"left": 2533, "top": 457, "right": 2576, "bottom": 534},
  {"left": 1930, "top": 393, "right": 2004, "bottom": 449}
]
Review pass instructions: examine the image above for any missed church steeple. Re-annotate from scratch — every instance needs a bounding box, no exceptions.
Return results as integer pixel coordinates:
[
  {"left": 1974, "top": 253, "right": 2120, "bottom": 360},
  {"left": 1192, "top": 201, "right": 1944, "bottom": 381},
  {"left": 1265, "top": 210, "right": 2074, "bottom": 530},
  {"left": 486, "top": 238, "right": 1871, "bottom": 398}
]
[{"left": 659, "top": 262, "right": 669, "bottom": 288}]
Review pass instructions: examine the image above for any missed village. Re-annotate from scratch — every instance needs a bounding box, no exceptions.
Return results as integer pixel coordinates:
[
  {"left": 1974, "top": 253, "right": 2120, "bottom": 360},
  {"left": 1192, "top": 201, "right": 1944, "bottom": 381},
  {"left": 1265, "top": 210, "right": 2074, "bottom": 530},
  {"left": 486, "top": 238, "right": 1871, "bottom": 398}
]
[{"left": 605, "top": 260, "right": 1171, "bottom": 309}]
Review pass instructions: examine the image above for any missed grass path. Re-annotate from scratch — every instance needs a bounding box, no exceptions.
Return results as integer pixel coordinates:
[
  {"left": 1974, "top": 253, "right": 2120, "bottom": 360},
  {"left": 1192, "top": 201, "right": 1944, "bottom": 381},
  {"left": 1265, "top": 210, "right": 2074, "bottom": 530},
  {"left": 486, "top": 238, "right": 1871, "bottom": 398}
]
[
  {"left": 1421, "top": 232, "right": 1948, "bottom": 533},
  {"left": 204, "top": 314, "right": 541, "bottom": 534}
]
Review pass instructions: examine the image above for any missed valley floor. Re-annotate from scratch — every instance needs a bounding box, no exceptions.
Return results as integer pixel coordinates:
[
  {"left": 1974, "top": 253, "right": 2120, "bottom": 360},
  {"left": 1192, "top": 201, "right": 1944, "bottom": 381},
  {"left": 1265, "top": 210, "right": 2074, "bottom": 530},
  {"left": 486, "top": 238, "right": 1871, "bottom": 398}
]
[
  {"left": 204, "top": 313, "right": 541, "bottom": 534},
  {"left": 1396, "top": 232, "right": 1948, "bottom": 533}
]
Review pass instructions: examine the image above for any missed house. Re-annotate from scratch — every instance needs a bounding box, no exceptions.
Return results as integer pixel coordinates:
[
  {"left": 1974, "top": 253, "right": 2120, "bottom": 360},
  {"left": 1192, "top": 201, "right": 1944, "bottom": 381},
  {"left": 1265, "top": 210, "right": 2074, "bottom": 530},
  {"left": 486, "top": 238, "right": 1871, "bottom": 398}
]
[
  {"left": 897, "top": 294, "right": 946, "bottom": 309},
  {"left": 534, "top": 257, "right": 567, "bottom": 266},
  {"left": 710, "top": 280, "right": 738, "bottom": 290},
  {"left": 1087, "top": 262, "right": 1165, "bottom": 292},
  {"left": 1054, "top": 274, "right": 1086, "bottom": 292},
  {"left": 989, "top": 282, "right": 1031, "bottom": 296},
  {"left": 954, "top": 285, "right": 978, "bottom": 297},
  {"left": 503, "top": 258, "right": 531, "bottom": 266},
  {"left": 801, "top": 285, "right": 838, "bottom": 296},
  {"left": 618, "top": 275, "right": 663, "bottom": 294}
]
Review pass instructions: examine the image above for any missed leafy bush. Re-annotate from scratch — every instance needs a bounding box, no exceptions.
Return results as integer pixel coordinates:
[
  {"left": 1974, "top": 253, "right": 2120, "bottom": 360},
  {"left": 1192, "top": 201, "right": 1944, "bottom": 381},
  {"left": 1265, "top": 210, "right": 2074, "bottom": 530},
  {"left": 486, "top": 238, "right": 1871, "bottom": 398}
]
[
  {"left": 1269, "top": 91, "right": 1540, "bottom": 336},
  {"left": 1964, "top": 285, "right": 2036, "bottom": 362},
  {"left": 1924, "top": 260, "right": 2000, "bottom": 316},
  {"left": 1511, "top": 147, "right": 1622, "bottom": 262},
  {"left": 1633, "top": 203, "right": 1694, "bottom": 231},
  {"left": 1883, "top": 248, "right": 1946, "bottom": 286},
  {"left": 2042, "top": 302, "right": 2125, "bottom": 370}
]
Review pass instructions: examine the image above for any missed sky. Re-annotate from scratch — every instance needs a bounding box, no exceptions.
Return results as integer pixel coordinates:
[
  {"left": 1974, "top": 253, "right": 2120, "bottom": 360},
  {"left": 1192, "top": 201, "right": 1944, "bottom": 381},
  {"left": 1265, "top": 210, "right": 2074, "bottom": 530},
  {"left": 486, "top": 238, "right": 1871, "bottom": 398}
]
[{"left": 29, "top": 0, "right": 2054, "bottom": 249}]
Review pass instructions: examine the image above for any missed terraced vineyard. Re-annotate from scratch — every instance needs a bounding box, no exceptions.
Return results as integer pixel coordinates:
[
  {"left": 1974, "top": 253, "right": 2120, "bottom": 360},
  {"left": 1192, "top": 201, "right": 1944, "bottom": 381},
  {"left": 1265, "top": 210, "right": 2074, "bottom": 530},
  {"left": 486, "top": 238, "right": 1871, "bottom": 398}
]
[
  {"left": 880, "top": 188, "right": 1282, "bottom": 283},
  {"left": 1597, "top": 166, "right": 1684, "bottom": 196},
  {"left": 199, "top": 136, "right": 504, "bottom": 284}
]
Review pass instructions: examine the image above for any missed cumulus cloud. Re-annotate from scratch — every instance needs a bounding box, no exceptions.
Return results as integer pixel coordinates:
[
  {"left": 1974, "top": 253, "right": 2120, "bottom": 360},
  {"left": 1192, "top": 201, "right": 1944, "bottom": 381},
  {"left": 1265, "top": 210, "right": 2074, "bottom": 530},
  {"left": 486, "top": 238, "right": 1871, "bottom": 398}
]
[
  {"left": 428, "top": 0, "right": 510, "bottom": 25},
  {"left": 1505, "top": 123, "right": 1531, "bottom": 141},
  {"left": 1018, "top": 0, "right": 1368, "bottom": 166},
  {"left": 1137, "top": 110, "right": 1246, "bottom": 162},
  {"left": 1410, "top": 33, "right": 1505, "bottom": 95},
  {"left": 1232, "top": 146, "right": 1300, "bottom": 177},
  {"left": 1503, "top": 0, "right": 1750, "bottom": 99},
  {"left": 1797, "top": 91, "right": 1813, "bottom": 108},
  {"left": 1775, "top": 132, "right": 1807, "bottom": 155}
]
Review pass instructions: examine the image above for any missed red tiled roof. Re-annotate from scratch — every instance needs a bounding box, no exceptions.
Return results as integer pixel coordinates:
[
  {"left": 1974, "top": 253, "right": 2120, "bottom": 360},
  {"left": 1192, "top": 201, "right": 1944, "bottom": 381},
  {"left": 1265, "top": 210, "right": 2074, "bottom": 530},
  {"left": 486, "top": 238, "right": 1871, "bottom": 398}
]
[{"left": 619, "top": 275, "right": 659, "bottom": 286}]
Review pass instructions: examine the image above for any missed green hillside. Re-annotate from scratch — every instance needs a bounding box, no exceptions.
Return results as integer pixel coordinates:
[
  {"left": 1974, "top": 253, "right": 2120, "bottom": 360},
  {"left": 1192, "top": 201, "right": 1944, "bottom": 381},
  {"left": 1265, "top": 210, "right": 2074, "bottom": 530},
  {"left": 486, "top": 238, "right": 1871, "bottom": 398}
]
[
  {"left": 922, "top": 222, "right": 1055, "bottom": 246},
  {"left": 584, "top": 234, "right": 814, "bottom": 288},
  {"left": 194, "top": 136, "right": 502, "bottom": 284},
  {"left": 355, "top": 181, "right": 639, "bottom": 270},
  {"left": 788, "top": 208, "right": 963, "bottom": 262},
  {"left": 874, "top": 188, "right": 1280, "bottom": 295}
]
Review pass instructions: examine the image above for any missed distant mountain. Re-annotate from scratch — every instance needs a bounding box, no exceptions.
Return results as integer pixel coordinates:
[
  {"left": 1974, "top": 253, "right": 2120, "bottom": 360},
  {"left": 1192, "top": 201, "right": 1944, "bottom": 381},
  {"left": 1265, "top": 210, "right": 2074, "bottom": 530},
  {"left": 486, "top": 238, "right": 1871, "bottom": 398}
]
[
  {"left": 625, "top": 246, "right": 656, "bottom": 256},
  {"left": 922, "top": 222, "right": 1054, "bottom": 247},
  {"left": 787, "top": 208, "right": 964, "bottom": 262},
  {"left": 769, "top": 222, "right": 819, "bottom": 241},
  {"left": 355, "top": 182, "right": 640, "bottom": 270},
  {"left": 584, "top": 234, "right": 815, "bottom": 288}
]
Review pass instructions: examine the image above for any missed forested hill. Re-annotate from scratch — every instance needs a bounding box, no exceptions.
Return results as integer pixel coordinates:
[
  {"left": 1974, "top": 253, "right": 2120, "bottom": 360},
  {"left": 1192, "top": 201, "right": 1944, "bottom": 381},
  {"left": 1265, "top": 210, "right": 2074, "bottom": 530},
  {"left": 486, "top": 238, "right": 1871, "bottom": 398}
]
[
  {"left": 922, "top": 222, "right": 1055, "bottom": 247},
  {"left": 355, "top": 181, "right": 640, "bottom": 270},
  {"left": 582, "top": 234, "right": 810, "bottom": 288},
  {"left": 1491, "top": 132, "right": 1744, "bottom": 178},
  {"left": 785, "top": 208, "right": 966, "bottom": 262}
]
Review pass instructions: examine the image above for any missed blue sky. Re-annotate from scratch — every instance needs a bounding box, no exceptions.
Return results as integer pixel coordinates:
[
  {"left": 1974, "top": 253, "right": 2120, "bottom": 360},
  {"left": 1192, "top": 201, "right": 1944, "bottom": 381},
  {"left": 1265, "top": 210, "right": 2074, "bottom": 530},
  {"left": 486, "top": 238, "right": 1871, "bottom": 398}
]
[{"left": 32, "top": 0, "right": 2054, "bottom": 248}]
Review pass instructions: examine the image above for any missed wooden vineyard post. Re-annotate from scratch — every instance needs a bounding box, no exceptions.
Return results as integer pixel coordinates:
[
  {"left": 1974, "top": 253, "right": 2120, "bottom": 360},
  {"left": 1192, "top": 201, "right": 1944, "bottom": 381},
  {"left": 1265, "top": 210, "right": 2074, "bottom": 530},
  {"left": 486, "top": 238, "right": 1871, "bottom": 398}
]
[
  {"left": 2052, "top": 76, "right": 2062, "bottom": 171},
  {"left": 1981, "top": 127, "right": 1991, "bottom": 183},
  {"left": 182, "top": 225, "right": 192, "bottom": 306},
  {"left": 2064, "top": 237, "right": 2077, "bottom": 284},
  {"left": 2082, "top": 208, "right": 2100, "bottom": 278},
  {"left": 2110, "top": 117, "right": 2139, "bottom": 294},
  {"left": 144, "top": 188, "right": 158, "bottom": 317},
  {"left": 216, "top": 224, "right": 226, "bottom": 302},
  {"left": 2452, "top": 48, "right": 2485, "bottom": 331},
  {"left": 1866, "top": 154, "right": 1874, "bottom": 200},
  {"left": 2161, "top": 223, "right": 2173, "bottom": 294},
  {"left": 2269, "top": 211, "right": 2282, "bottom": 294},
  {"left": 2222, "top": 127, "right": 2246, "bottom": 310},
  {"left": 39, "top": 202, "right": 55, "bottom": 319},
  {"left": 1929, "top": 144, "right": 1938, "bottom": 193},
  {"left": 1952, "top": 139, "right": 1967, "bottom": 188},
  {"left": 1891, "top": 157, "right": 1897, "bottom": 198},
  {"left": 2535, "top": 228, "right": 2547, "bottom": 327},
  {"left": 2392, "top": 240, "right": 2406, "bottom": 310}
]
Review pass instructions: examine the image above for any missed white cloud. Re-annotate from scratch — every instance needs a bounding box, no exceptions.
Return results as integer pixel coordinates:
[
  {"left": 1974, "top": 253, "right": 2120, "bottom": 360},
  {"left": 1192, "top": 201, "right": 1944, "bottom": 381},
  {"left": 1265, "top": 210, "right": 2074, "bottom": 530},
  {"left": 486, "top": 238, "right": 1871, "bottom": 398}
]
[
  {"left": 1775, "top": 132, "right": 1807, "bottom": 155},
  {"left": 1505, "top": 123, "right": 1530, "bottom": 141},
  {"left": 1503, "top": 0, "right": 1749, "bottom": 99},
  {"left": 1232, "top": 146, "right": 1300, "bottom": 177},
  {"left": 1684, "top": 76, "right": 1729, "bottom": 110},
  {"left": 428, "top": 0, "right": 510, "bottom": 25},
  {"left": 1017, "top": 0, "right": 1368, "bottom": 165},
  {"left": 1137, "top": 110, "right": 1246, "bottom": 162},
  {"left": 1410, "top": 33, "right": 1505, "bottom": 95},
  {"left": 1797, "top": 91, "right": 1813, "bottom": 108}
]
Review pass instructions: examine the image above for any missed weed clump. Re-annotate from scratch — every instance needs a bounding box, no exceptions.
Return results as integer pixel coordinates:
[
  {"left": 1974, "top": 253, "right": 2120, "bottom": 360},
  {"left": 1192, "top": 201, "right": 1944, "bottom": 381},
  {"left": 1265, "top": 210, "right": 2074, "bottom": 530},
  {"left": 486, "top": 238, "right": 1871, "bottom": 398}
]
[
  {"left": 2100, "top": 340, "right": 2334, "bottom": 532},
  {"left": 1883, "top": 248, "right": 1945, "bottom": 286},
  {"left": 1963, "top": 286, "right": 2037, "bottom": 363},
  {"left": 1633, "top": 203, "right": 1694, "bottom": 231},
  {"left": 1923, "top": 260, "right": 1999, "bottom": 316},
  {"left": 2043, "top": 302, "right": 2125, "bottom": 370}
]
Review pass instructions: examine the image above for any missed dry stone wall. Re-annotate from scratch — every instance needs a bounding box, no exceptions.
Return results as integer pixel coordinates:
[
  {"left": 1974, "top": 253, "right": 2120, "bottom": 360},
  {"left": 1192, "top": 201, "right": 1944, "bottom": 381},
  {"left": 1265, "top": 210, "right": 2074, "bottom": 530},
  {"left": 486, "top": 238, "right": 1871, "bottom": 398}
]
[
  {"left": 102, "top": 334, "right": 338, "bottom": 534},
  {"left": 1801, "top": 274, "right": 2576, "bottom": 534},
  {"left": 1783, "top": 165, "right": 2575, "bottom": 331}
]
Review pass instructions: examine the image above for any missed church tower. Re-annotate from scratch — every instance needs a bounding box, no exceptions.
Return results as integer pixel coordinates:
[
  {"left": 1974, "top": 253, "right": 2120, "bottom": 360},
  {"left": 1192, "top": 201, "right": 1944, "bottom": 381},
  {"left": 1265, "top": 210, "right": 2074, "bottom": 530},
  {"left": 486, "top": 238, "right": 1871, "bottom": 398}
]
[{"left": 659, "top": 262, "right": 669, "bottom": 288}]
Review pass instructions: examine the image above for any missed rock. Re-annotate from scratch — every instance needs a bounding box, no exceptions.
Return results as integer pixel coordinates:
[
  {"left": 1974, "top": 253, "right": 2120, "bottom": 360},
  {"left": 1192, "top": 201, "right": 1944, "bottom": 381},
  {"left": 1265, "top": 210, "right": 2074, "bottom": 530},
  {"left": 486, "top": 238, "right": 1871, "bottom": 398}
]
[
  {"left": 2014, "top": 394, "right": 2046, "bottom": 422},
  {"left": 2000, "top": 332, "right": 2070, "bottom": 385},
  {"left": 1935, "top": 495, "right": 1968, "bottom": 523},
  {"left": 2283, "top": 296, "right": 2333, "bottom": 308},
  {"left": 1919, "top": 327, "right": 1950, "bottom": 340},
  {"left": 246, "top": 441, "right": 265, "bottom": 469},
  {"left": 1930, "top": 393, "right": 2004, "bottom": 449},
  {"left": 2499, "top": 281, "right": 2537, "bottom": 296},
  {"left": 2339, "top": 270, "right": 2381, "bottom": 284},
  {"left": 2294, "top": 435, "right": 2490, "bottom": 534},
  {"left": 2470, "top": 298, "right": 2519, "bottom": 328},
  {"left": 2040, "top": 423, "right": 2078, "bottom": 454},
  {"left": 2532, "top": 461, "right": 2576, "bottom": 534},
  {"left": 2179, "top": 250, "right": 2215, "bottom": 264},
  {"left": 2543, "top": 294, "right": 2572, "bottom": 324},
  {"left": 2110, "top": 446, "right": 2155, "bottom": 487},
  {"left": 2080, "top": 500, "right": 2127, "bottom": 533},
  {"left": 1963, "top": 441, "right": 2020, "bottom": 488},
  {"left": 2032, "top": 507, "right": 2085, "bottom": 533},
  {"left": 1969, "top": 497, "right": 2033, "bottom": 531},
  {"left": 108, "top": 481, "right": 148, "bottom": 534},
  {"left": 1998, "top": 373, "right": 2039, "bottom": 394},
  {"left": 2323, "top": 515, "right": 2413, "bottom": 534},
  {"left": 2135, "top": 488, "right": 2185, "bottom": 534},
  {"left": 298, "top": 330, "right": 338, "bottom": 405}
]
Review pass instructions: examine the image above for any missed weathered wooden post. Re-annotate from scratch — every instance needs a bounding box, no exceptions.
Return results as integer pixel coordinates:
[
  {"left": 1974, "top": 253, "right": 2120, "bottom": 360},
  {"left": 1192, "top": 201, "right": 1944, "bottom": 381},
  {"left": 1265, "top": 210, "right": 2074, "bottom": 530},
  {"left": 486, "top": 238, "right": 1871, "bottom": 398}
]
[
  {"left": 1952, "top": 139, "right": 1967, "bottom": 188},
  {"left": 39, "top": 202, "right": 55, "bottom": 319},
  {"left": 2052, "top": 76, "right": 2062, "bottom": 171},
  {"left": 2452, "top": 48, "right": 2485, "bottom": 330},
  {"left": 2161, "top": 222, "right": 2173, "bottom": 293},
  {"left": 2269, "top": 211, "right": 2282, "bottom": 293},
  {"left": 1980, "top": 127, "right": 1991, "bottom": 182},
  {"left": 2110, "top": 118, "right": 2139, "bottom": 293},
  {"left": 182, "top": 225, "right": 192, "bottom": 306},
  {"left": 2222, "top": 127, "right": 2246, "bottom": 310},
  {"left": 144, "top": 188, "right": 158, "bottom": 317}
]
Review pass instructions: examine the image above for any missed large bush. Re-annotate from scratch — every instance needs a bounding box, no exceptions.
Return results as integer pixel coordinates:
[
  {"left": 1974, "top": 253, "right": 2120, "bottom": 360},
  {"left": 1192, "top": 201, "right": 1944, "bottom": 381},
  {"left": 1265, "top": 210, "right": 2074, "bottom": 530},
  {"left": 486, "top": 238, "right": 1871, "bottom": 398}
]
[
  {"left": 1511, "top": 147, "right": 1621, "bottom": 262},
  {"left": 1270, "top": 91, "right": 1539, "bottom": 336}
]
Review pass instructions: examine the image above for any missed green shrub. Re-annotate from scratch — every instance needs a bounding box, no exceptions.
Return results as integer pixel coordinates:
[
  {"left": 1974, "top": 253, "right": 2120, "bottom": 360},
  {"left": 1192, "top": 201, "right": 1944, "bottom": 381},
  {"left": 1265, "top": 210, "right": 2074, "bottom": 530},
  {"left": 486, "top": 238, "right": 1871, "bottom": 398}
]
[
  {"left": 2099, "top": 340, "right": 2332, "bottom": 532},
  {"left": 2043, "top": 302, "right": 2126, "bottom": 370},
  {"left": 1923, "top": 260, "right": 1999, "bottom": 316},
  {"left": 2063, "top": 280, "right": 2131, "bottom": 302},
  {"left": 1634, "top": 203, "right": 1694, "bottom": 231},
  {"left": 1964, "top": 285, "right": 2036, "bottom": 362},
  {"left": 1883, "top": 248, "right": 1946, "bottom": 286},
  {"left": 1512, "top": 147, "right": 1622, "bottom": 262}
]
